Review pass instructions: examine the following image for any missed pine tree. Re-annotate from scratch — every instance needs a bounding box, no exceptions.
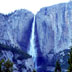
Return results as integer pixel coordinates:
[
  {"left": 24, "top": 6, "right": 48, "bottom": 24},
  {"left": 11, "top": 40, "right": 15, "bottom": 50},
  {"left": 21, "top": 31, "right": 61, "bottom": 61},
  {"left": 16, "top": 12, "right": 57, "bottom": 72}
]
[
  {"left": 0, "top": 59, "right": 5, "bottom": 72},
  {"left": 4, "top": 59, "right": 13, "bottom": 72},
  {"left": 33, "top": 69, "right": 36, "bottom": 72},
  {"left": 0, "top": 59, "right": 13, "bottom": 72},
  {"left": 67, "top": 46, "right": 72, "bottom": 72},
  {"left": 54, "top": 60, "right": 61, "bottom": 72}
]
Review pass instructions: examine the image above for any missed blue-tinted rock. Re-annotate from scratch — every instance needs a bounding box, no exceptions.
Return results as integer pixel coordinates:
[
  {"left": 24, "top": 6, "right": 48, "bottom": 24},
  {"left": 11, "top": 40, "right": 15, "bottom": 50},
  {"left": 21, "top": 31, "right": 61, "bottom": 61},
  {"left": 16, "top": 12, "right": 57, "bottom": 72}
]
[
  {"left": 0, "top": 43, "right": 34, "bottom": 72},
  {"left": 35, "top": 2, "right": 72, "bottom": 72},
  {"left": 0, "top": 9, "right": 34, "bottom": 51},
  {"left": 35, "top": 2, "right": 72, "bottom": 56}
]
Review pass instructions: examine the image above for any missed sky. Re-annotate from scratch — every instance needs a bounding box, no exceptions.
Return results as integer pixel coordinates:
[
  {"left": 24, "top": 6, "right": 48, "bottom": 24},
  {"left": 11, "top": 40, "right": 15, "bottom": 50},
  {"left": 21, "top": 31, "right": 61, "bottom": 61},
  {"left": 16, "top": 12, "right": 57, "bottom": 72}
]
[{"left": 0, "top": 0, "right": 70, "bottom": 14}]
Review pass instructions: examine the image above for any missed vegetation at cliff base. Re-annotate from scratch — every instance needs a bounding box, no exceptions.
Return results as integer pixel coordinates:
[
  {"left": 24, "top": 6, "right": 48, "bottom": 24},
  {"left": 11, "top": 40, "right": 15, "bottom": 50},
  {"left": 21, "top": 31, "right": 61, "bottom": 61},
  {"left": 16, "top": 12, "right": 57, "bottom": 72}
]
[
  {"left": 0, "top": 59, "right": 13, "bottom": 72},
  {"left": 33, "top": 69, "right": 36, "bottom": 72},
  {"left": 67, "top": 46, "right": 72, "bottom": 72},
  {"left": 54, "top": 60, "right": 61, "bottom": 72},
  {"left": 0, "top": 43, "right": 31, "bottom": 59}
]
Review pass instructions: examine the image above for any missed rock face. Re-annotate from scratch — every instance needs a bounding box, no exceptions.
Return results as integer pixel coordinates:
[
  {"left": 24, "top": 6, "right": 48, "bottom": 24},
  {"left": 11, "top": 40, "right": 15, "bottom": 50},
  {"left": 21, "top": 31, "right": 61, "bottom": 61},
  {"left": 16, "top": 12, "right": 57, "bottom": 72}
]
[
  {"left": 35, "top": 2, "right": 72, "bottom": 72},
  {"left": 50, "top": 49, "right": 70, "bottom": 72},
  {"left": 0, "top": 9, "right": 34, "bottom": 72},
  {"left": 0, "top": 9, "right": 34, "bottom": 51},
  {"left": 35, "top": 2, "right": 72, "bottom": 56},
  {"left": 0, "top": 44, "right": 34, "bottom": 72}
]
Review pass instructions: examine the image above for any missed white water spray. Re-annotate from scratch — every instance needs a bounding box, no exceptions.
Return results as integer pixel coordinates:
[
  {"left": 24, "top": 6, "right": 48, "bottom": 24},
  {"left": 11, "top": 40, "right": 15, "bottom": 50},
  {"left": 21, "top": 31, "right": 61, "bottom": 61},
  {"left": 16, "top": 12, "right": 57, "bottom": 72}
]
[{"left": 28, "top": 16, "right": 37, "bottom": 69}]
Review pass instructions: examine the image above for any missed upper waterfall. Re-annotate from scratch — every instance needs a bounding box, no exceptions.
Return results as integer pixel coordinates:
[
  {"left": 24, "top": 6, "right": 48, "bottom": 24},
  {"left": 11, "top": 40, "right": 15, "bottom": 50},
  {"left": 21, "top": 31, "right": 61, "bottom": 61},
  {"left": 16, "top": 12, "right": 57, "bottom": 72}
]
[{"left": 28, "top": 16, "right": 37, "bottom": 69}]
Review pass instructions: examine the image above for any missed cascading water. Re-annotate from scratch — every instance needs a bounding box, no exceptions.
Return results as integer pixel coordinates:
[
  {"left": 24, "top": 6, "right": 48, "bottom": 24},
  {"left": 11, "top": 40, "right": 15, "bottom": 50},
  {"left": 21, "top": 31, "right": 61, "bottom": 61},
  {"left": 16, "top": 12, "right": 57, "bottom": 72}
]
[{"left": 28, "top": 16, "right": 37, "bottom": 69}]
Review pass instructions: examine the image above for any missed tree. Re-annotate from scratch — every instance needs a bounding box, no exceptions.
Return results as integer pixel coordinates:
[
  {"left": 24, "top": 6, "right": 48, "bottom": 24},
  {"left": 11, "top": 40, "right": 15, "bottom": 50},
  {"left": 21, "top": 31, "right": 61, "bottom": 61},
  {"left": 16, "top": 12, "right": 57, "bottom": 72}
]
[
  {"left": 4, "top": 59, "right": 13, "bottom": 72},
  {"left": 67, "top": 46, "right": 72, "bottom": 72},
  {"left": 33, "top": 69, "right": 36, "bottom": 72},
  {"left": 0, "top": 59, "right": 5, "bottom": 72},
  {"left": 0, "top": 59, "right": 13, "bottom": 72},
  {"left": 54, "top": 60, "right": 61, "bottom": 72}
]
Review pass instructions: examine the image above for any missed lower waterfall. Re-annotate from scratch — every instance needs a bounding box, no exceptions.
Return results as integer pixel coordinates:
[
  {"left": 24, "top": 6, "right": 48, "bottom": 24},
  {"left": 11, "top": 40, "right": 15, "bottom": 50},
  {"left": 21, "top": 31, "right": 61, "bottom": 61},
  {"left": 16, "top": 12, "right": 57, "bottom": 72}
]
[{"left": 28, "top": 16, "right": 37, "bottom": 69}]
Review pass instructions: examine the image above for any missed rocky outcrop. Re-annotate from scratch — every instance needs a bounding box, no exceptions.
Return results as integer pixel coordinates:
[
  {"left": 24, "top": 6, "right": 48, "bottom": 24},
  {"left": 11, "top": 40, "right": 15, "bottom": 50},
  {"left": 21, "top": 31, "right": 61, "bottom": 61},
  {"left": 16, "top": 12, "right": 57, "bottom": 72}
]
[
  {"left": 35, "top": 2, "right": 72, "bottom": 56},
  {"left": 0, "top": 9, "right": 34, "bottom": 72},
  {"left": 35, "top": 2, "right": 72, "bottom": 72},
  {"left": 0, "top": 9, "right": 34, "bottom": 51},
  {"left": 0, "top": 43, "right": 34, "bottom": 72}
]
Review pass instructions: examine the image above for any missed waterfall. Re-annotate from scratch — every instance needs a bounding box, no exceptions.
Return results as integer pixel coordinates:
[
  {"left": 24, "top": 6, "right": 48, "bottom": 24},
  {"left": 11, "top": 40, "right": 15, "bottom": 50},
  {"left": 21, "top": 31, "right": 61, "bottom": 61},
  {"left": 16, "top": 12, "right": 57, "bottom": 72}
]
[{"left": 28, "top": 16, "right": 37, "bottom": 69}]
